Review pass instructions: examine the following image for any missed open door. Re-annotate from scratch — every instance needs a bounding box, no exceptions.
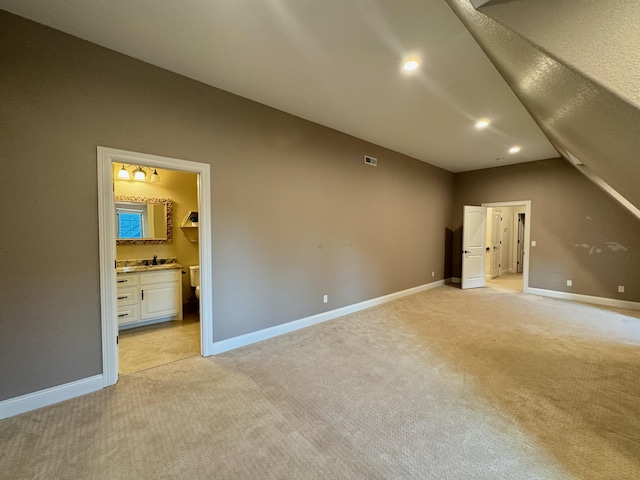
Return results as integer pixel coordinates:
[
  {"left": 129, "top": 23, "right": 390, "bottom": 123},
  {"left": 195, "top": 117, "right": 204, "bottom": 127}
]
[{"left": 462, "top": 205, "right": 487, "bottom": 289}]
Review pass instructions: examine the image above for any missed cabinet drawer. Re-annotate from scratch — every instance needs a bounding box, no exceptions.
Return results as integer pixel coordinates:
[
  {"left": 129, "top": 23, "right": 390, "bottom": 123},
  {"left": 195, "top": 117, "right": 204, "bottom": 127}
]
[
  {"left": 116, "top": 288, "right": 138, "bottom": 306},
  {"left": 116, "top": 274, "right": 138, "bottom": 287},
  {"left": 117, "top": 305, "right": 140, "bottom": 325},
  {"left": 140, "top": 270, "right": 180, "bottom": 285}
]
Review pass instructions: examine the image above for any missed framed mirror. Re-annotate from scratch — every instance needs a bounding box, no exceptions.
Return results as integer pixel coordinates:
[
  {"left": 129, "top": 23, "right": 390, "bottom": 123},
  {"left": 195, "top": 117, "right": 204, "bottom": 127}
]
[{"left": 115, "top": 195, "right": 172, "bottom": 245}]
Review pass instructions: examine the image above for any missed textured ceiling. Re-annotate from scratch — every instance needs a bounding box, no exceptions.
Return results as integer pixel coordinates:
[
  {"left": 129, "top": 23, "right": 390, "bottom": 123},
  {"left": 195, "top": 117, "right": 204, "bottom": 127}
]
[
  {"left": 0, "top": 0, "right": 558, "bottom": 172},
  {"left": 479, "top": 0, "right": 640, "bottom": 108},
  {"left": 447, "top": 0, "right": 640, "bottom": 212}
]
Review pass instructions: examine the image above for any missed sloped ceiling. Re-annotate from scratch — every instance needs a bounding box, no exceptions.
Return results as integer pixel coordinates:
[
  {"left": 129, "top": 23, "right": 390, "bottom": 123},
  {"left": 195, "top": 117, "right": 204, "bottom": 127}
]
[
  {"left": 0, "top": 0, "right": 558, "bottom": 172},
  {"left": 446, "top": 0, "right": 640, "bottom": 211}
]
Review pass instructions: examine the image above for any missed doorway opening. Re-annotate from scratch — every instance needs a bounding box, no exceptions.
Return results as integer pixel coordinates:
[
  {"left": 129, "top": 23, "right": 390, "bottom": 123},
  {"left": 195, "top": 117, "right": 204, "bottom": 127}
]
[
  {"left": 97, "top": 147, "right": 214, "bottom": 388},
  {"left": 483, "top": 201, "right": 529, "bottom": 293},
  {"left": 461, "top": 201, "right": 530, "bottom": 292},
  {"left": 114, "top": 165, "right": 201, "bottom": 375}
]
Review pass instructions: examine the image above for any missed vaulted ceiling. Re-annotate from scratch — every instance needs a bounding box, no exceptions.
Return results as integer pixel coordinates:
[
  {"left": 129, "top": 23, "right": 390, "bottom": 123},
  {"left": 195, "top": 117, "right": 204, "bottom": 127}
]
[
  {"left": 1, "top": 0, "right": 638, "bottom": 212},
  {"left": 448, "top": 0, "right": 640, "bottom": 213},
  {"left": 0, "top": 0, "right": 558, "bottom": 172}
]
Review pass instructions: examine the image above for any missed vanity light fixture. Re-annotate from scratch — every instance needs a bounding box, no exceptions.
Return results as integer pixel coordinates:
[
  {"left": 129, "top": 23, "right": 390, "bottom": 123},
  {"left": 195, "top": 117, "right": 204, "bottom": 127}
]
[{"left": 117, "top": 164, "right": 160, "bottom": 182}]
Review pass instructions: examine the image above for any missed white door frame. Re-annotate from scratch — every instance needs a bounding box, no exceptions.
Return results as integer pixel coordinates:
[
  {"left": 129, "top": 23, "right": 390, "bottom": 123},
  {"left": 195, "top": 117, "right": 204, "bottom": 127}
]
[
  {"left": 490, "top": 208, "right": 502, "bottom": 279},
  {"left": 515, "top": 212, "right": 526, "bottom": 274},
  {"left": 97, "top": 147, "right": 214, "bottom": 387},
  {"left": 482, "top": 200, "right": 531, "bottom": 293}
]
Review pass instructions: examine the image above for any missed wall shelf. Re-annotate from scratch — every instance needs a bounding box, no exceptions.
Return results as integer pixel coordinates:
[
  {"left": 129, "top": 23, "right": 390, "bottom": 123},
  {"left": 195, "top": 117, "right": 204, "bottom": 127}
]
[{"left": 180, "top": 211, "right": 199, "bottom": 242}]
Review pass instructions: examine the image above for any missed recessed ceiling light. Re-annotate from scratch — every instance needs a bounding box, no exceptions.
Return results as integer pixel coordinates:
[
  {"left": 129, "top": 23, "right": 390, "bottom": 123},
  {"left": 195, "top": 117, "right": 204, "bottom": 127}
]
[
  {"left": 475, "top": 119, "right": 490, "bottom": 129},
  {"left": 403, "top": 60, "right": 419, "bottom": 72},
  {"left": 509, "top": 146, "right": 521, "bottom": 154}
]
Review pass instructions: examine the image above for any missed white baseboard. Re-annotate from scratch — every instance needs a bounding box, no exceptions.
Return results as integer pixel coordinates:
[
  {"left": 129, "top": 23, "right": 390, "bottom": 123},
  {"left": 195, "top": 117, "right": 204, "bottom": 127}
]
[
  {"left": 211, "top": 280, "right": 444, "bottom": 354},
  {"left": 0, "top": 374, "right": 103, "bottom": 420},
  {"left": 450, "top": 277, "right": 461, "bottom": 284},
  {"left": 0, "top": 281, "right": 448, "bottom": 420},
  {"left": 528, "top": 288, "right": 640, "bottom": 310}
]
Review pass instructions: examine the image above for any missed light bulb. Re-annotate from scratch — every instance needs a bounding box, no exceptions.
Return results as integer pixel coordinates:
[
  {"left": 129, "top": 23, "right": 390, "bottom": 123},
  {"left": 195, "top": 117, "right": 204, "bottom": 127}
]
[
  {"left": 133, "top": 167, "right": 146, "bottom": 181},
  {"left": 403, "top": 60, "right": 419, "bottom": 71},
  {"left": 118, "top": 165, "right": 131, "bottom": 180}
]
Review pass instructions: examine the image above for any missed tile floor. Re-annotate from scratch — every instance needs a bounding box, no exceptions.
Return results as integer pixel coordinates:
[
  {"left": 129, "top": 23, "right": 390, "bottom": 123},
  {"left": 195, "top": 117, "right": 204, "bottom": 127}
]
[{"left": 118, "top": 310, "right": 200, "bottom": 375}]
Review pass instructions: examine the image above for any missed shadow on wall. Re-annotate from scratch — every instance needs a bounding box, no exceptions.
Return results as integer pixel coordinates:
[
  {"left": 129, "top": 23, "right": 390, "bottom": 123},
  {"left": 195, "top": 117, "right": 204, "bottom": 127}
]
[{"left": 445, "top": 227, "right": 463, "bottom": 280}]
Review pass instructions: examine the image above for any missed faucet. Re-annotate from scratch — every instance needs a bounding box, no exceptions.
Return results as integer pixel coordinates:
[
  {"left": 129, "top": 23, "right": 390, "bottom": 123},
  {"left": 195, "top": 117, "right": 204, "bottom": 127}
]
[{"left": 152, "top": 255, "right": 158, "bottom": 265}]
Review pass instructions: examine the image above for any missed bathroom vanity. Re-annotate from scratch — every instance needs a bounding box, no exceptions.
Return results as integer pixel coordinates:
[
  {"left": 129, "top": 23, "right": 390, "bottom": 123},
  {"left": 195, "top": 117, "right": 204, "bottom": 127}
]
[{"left": 116, "top": 263, "right": 183, "bottom": 329}]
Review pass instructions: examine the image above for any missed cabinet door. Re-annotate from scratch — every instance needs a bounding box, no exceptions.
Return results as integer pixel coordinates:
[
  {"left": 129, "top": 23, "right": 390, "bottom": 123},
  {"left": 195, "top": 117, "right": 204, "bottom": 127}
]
[{"left": 140, "top": 281, "right": 180, "bottom": 320}]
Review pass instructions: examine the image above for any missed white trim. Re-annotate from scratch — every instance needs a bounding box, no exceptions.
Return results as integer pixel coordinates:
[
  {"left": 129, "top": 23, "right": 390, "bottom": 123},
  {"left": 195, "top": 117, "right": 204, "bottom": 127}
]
[
  {"left": 528, "top": 288, "right": 640, "bottom": 310},
  {"left": 0, "top": 280, "right": 444, "bottom": 419},
  {"left": 0, "top": 375, "right": 103, "bottom": 420},
  {"left": 97, "top": 150, "right": 118, "bottom": 386},
  {"left": 482, "top": 201, "right": 531, "bottom": 293},
  {"left": 450, "top": 277, "right": 461, "bottom": 284},
  {"left": 97, "top": 147, "right": 215, "bottom": 388},
  {"left": 210, "top": 280, "right": 444, "bottom": 354}
]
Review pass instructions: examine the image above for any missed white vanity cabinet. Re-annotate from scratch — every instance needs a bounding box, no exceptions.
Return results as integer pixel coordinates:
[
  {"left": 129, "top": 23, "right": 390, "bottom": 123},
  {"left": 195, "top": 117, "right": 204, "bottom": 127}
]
[{"left": 116, "top": 268, "right": 182, "bottom": 329}]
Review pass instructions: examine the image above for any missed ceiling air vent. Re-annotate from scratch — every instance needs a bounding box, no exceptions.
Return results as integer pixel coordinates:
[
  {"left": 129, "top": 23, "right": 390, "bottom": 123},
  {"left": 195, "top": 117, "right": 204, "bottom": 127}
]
[{"left": 364, "top": 155, "right": 378, "bottom": 166}]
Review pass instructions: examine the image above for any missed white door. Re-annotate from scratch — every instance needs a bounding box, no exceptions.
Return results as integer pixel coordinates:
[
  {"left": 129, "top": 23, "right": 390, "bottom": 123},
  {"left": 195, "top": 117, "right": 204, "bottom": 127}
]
[
  {"left": 462, "top": 205, "right": 487, "bottom": 289},
  {"left": 491, "top": 209, "right": 502, "bottom": 278}
]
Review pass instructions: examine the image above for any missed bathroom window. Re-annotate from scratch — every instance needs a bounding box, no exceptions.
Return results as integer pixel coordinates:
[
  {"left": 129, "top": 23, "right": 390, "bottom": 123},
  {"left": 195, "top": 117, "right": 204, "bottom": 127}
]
[{"left": 116, "top": 205, "right": 146, "bottom": 239}]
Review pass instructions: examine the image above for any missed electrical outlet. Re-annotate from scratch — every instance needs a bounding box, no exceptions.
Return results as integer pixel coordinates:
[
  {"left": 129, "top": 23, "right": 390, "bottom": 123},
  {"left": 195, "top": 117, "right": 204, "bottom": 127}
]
[
  {"left": 432, "top": 271, "right": 435, "bottom": 277},
  {"left": 531, "top": 240, "right": 537, "bottom": 247},
  {"left": 323, "top": 294, "right": 328, "bottom": 304},
  {"left": 566, "top": 280, "right": 572, "bottom": 287},
  {"left": 618, "top": 285, "right": 625, "bottom": 293}
]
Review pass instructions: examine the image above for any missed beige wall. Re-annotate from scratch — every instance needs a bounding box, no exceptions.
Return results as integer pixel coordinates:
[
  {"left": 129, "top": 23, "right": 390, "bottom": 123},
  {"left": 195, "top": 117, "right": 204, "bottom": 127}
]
[
  {"left": 3, "top": 9, "right": 635, "bottom": 405},
  {"left": 452, "top": 159, "right": 640, "bottom": 300},
  {"left": 114, "top": 166, "right": 199, "bottom": 304},
  {"left": 0, "top": 11, "right": 454, "bottom": 401}
]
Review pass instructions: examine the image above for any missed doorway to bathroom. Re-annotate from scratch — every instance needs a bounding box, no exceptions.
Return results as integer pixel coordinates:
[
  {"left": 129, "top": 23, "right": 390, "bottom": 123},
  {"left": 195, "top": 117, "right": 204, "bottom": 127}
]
[
  {"left": 97, "top": 147, "right": 214, "bottom": 388},
  {"left": 114, "top": 165, "right": 201, "bottom": 375}
]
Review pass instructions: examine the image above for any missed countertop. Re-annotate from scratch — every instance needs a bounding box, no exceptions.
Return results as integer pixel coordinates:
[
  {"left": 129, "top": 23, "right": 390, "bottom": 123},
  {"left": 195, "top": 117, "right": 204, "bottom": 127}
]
[{"left": 116, "top": 263, "right": 183, "bottom": 274}]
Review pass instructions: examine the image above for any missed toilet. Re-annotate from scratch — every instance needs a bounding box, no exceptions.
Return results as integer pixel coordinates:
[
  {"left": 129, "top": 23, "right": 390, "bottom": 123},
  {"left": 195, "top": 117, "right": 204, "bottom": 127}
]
[{"left": 189, "top": 265, "right": 200, "bottom": 300}]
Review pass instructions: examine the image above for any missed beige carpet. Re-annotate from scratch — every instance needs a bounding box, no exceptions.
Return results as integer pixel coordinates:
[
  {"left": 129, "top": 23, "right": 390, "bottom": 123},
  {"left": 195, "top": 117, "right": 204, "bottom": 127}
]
[
  {"left": 2, "top": 284, "right": 640, "bottom": 479},
  {"left": 119, "top": 312, "right": 200, "bottom": 375}
]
